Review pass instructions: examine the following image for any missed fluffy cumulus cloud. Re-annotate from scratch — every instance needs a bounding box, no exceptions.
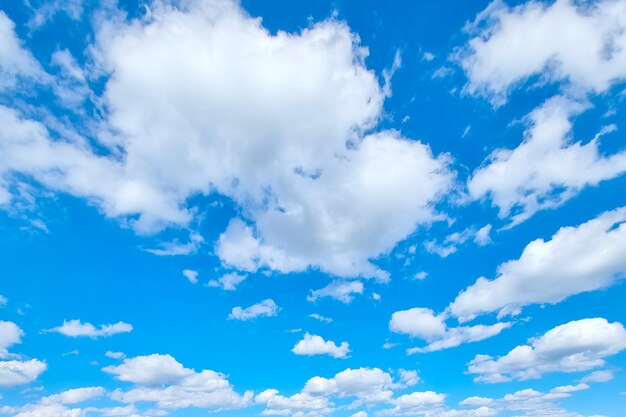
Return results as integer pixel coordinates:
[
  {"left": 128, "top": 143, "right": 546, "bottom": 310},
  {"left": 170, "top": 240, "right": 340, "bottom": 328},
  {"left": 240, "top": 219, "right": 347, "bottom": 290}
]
[
  {"left": 0, "top": 321, "right": 46, "bottom": 387},
  {"left": 44, "top": 319, "right": 133, "bottom": 338},
  {"left": 468, "top": 96, "right": 626, "bottom": 225},
  {"left": 458, "top": 0, "right": 626, "bottom": 101},
  {"left": 292, "top": 333, "right": 350, "bottom": 358},
  {"left": 467, "top": 318, "right": 626, "bottom": 383},
  {"left": 0, "top": 320, "right": 23, "bottom": 358},
  {"left": 0, "top": 0, "right": 455, "bottom": 280},
  {"left": 378, "top": 391, "right": 453, "bottom": 416},
  {"left": 459, "top": 383, "right": 597, "bottom": 417},
  {"left": 459, "top": 0, "right": 626, "bottom": 224},
  {"left": 449, "top": 207, "right": 626, "bottom": 321},
  {"left": 228, "top": 299, "right": 279, "bottom": 321},
  {"left": 307, "top": 280, "right": 364, "bottom": 303},
  {"left": 104, "top": 354, "right": 252, "bottom": 411},
  {"left": 0, "top": 359, "right": 47, "bottom": 387},
  {"left": 389, "top": 308, "right": 511, "bottom": 353}
]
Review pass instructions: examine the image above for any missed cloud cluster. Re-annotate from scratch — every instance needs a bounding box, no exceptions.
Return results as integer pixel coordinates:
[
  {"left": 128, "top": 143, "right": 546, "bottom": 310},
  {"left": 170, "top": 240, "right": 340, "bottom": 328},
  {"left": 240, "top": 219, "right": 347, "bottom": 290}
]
[
  {"left": 389, "top": 308, "right": 511, "bottom": 353},
  {"left": 467, "top": 318, "right": 626, "bottom": 383},
  {"left": 0, "top": 321, "right": 46, "bottom": 387},
  {"left": 44, "top": 320, "right": 133, "bottom": 338},
  {"left": 450, "top": 207, "right": 626, "bottom": 321},
  {"left": 104, "top": 354, "right": 252, "bottom": 410}
]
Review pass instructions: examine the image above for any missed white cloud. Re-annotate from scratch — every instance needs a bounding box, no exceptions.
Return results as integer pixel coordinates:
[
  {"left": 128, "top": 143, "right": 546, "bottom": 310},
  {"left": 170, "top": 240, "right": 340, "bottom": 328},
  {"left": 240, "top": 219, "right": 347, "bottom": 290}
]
[
  {"left": 41, "top": 387, "right": 105, "bottom": 404},
  {"left": 0, "top": 320, "right": 23, "bottom": 358},
  {"left": 0, "top": 359, "right": 47, "bottom": 387},
  {"left": 292, "top": 333, "right": 350, "bottom": 359},
  {"left": 580, "top": 370, "right": 613, "bottom": 383},
  {"left": 103, "top": 354, "right": 193, "bottom": 386},
  {"left": 182, "top": 269, "right": 199, "bottom": 284},
  {"left": 105, "top": 351, "right": 126, "bottom": 360},
  {"left": 144, "top": 233, "right": 204, "bottom": 256},
  {"left": 424, "top": 225, "right": 493, "bottom": 257},
  {"left": 307, "top": 280, "right": 364, "bottom": 303},
  {"left": 459, "top": 397, "right": 493, "bottom": 407},
  {"left": 467, "top": 318, "right": 626, "bottom": 382},
  {"left": 255, "top": 389, "right": 333, "bottom": 416},
  {"left": 302, "top": 367, "right": 395, "bottom": 405},
  {"left": 207, "top": 272, "right": 247, "bottom": 291},
  {"left": 228, "top": 299, "right": 279, "bottom": 321},
  {"left": 397, "top": 370, "right": 421, "bottom": 387},
  {"left": 380, "top": 391, "right": 446, "bottom": 415},
  {"left": 389, "top": 308, "right": 511, "bottom": 353},
  {"left": 44, "top": 320, "right": 133, "bottom": 338},
  {"left": 1, "top": 0, "right": 454, "bottom": 279},
  {"left": 458, "top": 0, "right": 626, "bottom": 102},
  {"left": 0, "top": 12, "right": 46, "bottom": 91},
  {"left": 12, "top": 403, "right": 86, "bottom": 417},
  {"left": 468, "top": 96, "right": 626, "bottom": 225},
  {"left": 449, "top": 207, "right": 626, "bottom": 321},
  {"left": 309, "top": 314, "right": 333, "bottom": 323},
  {"left": 105, "top": 354, "right": 252, "bottom": 411}
]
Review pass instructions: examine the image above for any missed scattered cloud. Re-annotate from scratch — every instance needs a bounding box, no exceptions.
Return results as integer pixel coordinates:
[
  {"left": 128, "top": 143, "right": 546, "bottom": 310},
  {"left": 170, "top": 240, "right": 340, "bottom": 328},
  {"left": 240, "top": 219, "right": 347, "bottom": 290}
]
[
  {"left": 467, "top": 318, "right": 626, "bottom": 382},
  {"left": 292, "top": 333, "right": 350, "bottom": 358},
  {"left": 228, "top": 299, "right": 279, "bottom": 321},
  {"left": 308, "top": 280, "right": 364, "bottom": 303},
  {"left": 44, "top": 320, "right": 133, "bottom": 338},
  {"left": 389, "top": 308, "right": 511, "bottom": 353},
  {"left": 182, "top": 269, "right": 199, "bottom": 284},
  {"left": 207, "top": 272, "right": 247, "bottom": 291},
  {"left": 449, "top": 207, "right": 626, "bottom": 321}
]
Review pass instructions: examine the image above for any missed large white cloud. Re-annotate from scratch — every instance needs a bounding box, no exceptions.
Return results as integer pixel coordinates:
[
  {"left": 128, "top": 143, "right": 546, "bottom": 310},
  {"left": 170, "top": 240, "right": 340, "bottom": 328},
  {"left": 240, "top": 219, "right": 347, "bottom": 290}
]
[
  {"left": 0, "top": 320, "right": 23, "bottom": 358},
  {"left": 0, "top": 0, "right": 454, "bottom": 279},
  {"left": 467, "top": 318, "right": 626, "bottom": 383},
  {"left": 458, "top": 0, "right": 626, "bottom": 102},
  {"left": 0, "top": 359, "right": 47, "bottom": 387},
  {"left": 389, "top": 308, "right": 511, "bottom": 353},
  {"left": 105, "top": 354, "right": 252, "bottom": 411},
  {"left": 449, "top": 207, "right": 626, "bottom": 321},
  {"left": 468, "top": 96, "right": 626, "bottom": 225}
]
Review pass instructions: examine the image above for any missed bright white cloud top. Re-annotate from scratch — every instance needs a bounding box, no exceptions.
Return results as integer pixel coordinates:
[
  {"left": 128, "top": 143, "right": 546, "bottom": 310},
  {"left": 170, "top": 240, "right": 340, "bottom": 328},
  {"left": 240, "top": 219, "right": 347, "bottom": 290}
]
[{"left": 0, "top": 0, "right": 625, "bottom": 416}]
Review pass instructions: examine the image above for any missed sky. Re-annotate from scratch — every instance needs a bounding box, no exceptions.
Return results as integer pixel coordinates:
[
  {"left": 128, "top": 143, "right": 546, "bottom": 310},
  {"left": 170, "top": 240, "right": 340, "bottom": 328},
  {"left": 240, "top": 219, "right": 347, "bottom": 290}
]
[{"left": 0, "top": 0, "right": 626, "bottom": 416}]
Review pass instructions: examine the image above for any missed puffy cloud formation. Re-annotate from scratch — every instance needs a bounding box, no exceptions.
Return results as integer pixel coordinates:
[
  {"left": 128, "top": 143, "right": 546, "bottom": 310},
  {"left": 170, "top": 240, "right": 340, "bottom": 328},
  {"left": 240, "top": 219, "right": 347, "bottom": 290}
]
[
  {"left": 0, "top": 0, "right": 454, "bottom": 280},
  {"left": 468, "top": 96, "right": 626, "bottom": 225},
  {"left": 0, "top": 321, "right": 46, "bottom": 387},
  {"left": 44, "top": 319, "right": 133, "bottom": 338},
  {"left": 292, "top": 333, "right": 350, "bottom": 358},
  {"left": 0, "top": 359, "right": 47, "bottom": 387},
  {"left": 467, "top": 318, "right": 626, "bottom": 383},
  {"left": 389, "top": 308, "right": 511, "bottom": 353},
  {"left": 458, "top": 0, "right": 626, "bottom": 101},
  {"left": 228, "top": 299, "right": 280, "bottom": 321},
  {"left": 450, "top": 207, "right": 626, "bottom": 321},
  {"left": 0, "top": 320, "right": 23, "bottom": 358},
  {"left": 104, "top": 354, "right": 252, "bottom": 410},
  {"left": 379, "top": 391, "right": 447, "bottom": 416},
  {"left": 307, "top": 280, "right": 365, "bottom": 303}
]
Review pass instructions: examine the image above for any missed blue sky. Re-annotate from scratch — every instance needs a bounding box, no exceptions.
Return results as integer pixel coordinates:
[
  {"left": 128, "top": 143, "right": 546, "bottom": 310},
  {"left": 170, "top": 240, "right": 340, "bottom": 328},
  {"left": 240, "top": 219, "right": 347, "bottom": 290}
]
[{"left": 1, "top": 0, "right": 626, "bottom": 416}]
